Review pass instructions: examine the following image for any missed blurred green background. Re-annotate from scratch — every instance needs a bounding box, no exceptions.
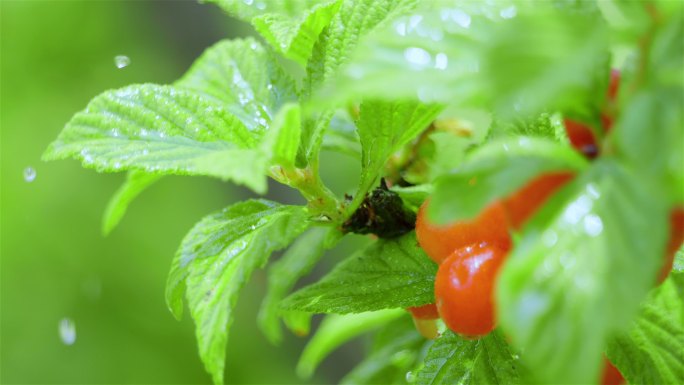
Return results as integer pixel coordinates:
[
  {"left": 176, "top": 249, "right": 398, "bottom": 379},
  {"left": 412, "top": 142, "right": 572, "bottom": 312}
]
[{"left": 1, "top": 1, "right": 364, "bottom": 383}]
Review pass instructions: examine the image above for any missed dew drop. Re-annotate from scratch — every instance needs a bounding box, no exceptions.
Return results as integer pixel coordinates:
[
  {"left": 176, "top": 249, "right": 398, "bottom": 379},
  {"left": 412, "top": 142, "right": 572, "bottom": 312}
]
[
  {"left": 434, "top": 52, "right": 448, "bottom": 70},
  {"left": 404, "top": 47, "right": 431, "bottom": 68},
  {"left": 500, "top": 5, "right": 517, "bottom": 19},
  {"left": 266, "top": 84, "right": 273, "bottom": 90},
  {"left": 542, "top": 230, "right": 558, "bottom": 247},
  {"left": 250, "top": 225, "right": 256, "bottom": 230},
  {"left": 255, "top": 2, "right": 266, "bottom": 10},
  {"left": 406, "top": 371, "right": 417, "bottom": 383},
  {"left": 59, "top": 318, "right": 77, "bottom": 345},
  {"left": 395, "top": 21, "right": 407, "bottom": 36},
  {"left": 114, "top": 55, "right": 130, "bottom": 69},
  {"left": 583, "top": 214, "right": 603, "bottom": 237},
  {"left": 250, "top": 42, "right": 258, "bottom": 50},
  {"left": 242, "top": 0, "right": 253, "bottom": 5},
  {"left": 23, "top": 167, "right": 36, "bottom": 182}
]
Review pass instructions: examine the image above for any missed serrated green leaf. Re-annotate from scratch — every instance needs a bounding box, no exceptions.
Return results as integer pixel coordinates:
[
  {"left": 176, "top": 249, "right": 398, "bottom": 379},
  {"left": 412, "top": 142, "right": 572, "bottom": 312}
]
[
  {"left": 175, "top": 38, "right": 296, "bottom": 131},
  {"left": 607, "top": 271, "right": 684, "bottom": 384},
  {"left": 281, "top": 232, "right": 437, "bottom": 314},
  {"left": 297, "top": 0, "right": 418, "bottom": 167},
  {"left": 429, "top": 137, "right": 589, "bottom": 224},
  {"left": 43, "top": 84, "right": 270, "bottom": 194},
  {"left": 296, "top": 309, "right": 405, "bottom": 379},
  {"left": 262, "top": 102, "right": 301, "bottom": 170},
  {"left": 496, "top": 160, "right": 670, "bottom": 384},
  {"left": 611, "top": 88, "right": 684, "bottom": 202},
  {"left": 101, "top": 170, "right": 161, "bottom": 235},
  {"left": 252, "top": 1, "right": 341, "bottom": 65},
  {"left": 416, "top": 330, "right": 522, "bottom": 385},
  {"left": 258, "top": 227, "right": 332, "bottom": 344},
  {"left": 322, "top": 113, "right": 361, "bottom": 157},
  {"left": 341, "top": 317, "right": 426, "bottom": 385},
  {"left": 391, "top": 184, "right": 432, "bottom": 212},
  {"left": 207, "top": 0, "right": 324, "bottom": 23},
  {"left": 165, "top": 200, "right": 309, "bottom": 384},
  {"left": 318, "top": 3, "right": 608, "bottom": 117},
  {"left": 351, "top": 100, "right": 443, "bottom": 212},
  {"left": 488, "top": 112, "right": 562, "bottom": 141}
]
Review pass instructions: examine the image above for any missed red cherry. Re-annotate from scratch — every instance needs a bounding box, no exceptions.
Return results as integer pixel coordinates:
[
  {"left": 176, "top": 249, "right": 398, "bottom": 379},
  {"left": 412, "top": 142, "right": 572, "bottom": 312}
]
[
  {"left": 607, "top": 69, "right": 620, "bottom": 101},
  {"left": 564, "top": 119, "right": 599, "bottom": 159},
  {"left": 407, "top": 303, "right": 439, "bottom": 320},
  {"left": 502, "top": 172, "right": 575, "bottom": 230},
  {"left": 600, "top": 358, "right": 625, "bottom": 385},
  {"left": 407, "top": 304, "right": 440, "bottom": 339},
  {"left": 657, "top": 206, "right": 684, "bottom": 283},
  {"left": 435, "top": 243, "right": 507, "bottom": 338},
  {"left": 416, "top": 199, "right": 511, "bottom": 264}
]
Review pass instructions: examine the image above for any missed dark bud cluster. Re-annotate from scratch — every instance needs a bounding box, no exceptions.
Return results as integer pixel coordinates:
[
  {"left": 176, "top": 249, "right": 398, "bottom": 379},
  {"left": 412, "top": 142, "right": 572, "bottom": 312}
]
[{"left": 342, "top": 179, "right": 416, "bottom": 238}]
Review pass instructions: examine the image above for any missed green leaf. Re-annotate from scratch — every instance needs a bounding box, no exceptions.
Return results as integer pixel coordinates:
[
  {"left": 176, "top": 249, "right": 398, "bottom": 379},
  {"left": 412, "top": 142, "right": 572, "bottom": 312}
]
[
  {"left": 296, "top": 309, "right": 405, "bottom": 379},
  {"left": 101, "top": 170, "right": 161, "bottom": 235},
  {"left": 341, "top": 317, "right": 426, "bottom": 385},
  {"left": 175, "top": 38, "right": 297, "bottom": 131},
  {"left": 488, "top": 112, "right": 563, "bottom": 141},
  {"left": 262, "top": 102, "right": 301, "bottom": 170},
  {"left": 165, "top": 200, "right": 309, "bottom": 384},
  {"left": 496, "top": 160, "right": 670, "bottom": 384},
  {"left": 611, "top": 88, "right": 684, "bottom": 202},
  {"left": 353, "top": 100, "right": 443, "bottom": 211},
  {"left": 415, "top": 330, "right": 522, "bottom": 385},
  {"left": 252, "top": 1, "right": 342, "bottom": 65},
  {"left": 258, "top": 227, "right": 332, "bottom": 344},
  {"left": 322, "top": 113, "right": 361, "bottom": 157},
  {"left": 606, "top": 271, "right": 684, "bottom": 384},
  {"left": 207, "top": 0, "right": 326, "bottom": 24},
  {"left": 318, "top": 3, "right": 608, "bottom": 116},
  {"left": 43, "top": 84, "right": 271, "bottom": 193},
  {"left": 430, "top": 137, "right": 588, "bottom": 224},
  {"left": 281, "top": 232, "right": 437, "bottom": 314},
  {"left": 391, "top": 184, "right": 432, "bottom": 212},
  {"left": 297, "top": 0, "right": 418, "bottom": 167}
]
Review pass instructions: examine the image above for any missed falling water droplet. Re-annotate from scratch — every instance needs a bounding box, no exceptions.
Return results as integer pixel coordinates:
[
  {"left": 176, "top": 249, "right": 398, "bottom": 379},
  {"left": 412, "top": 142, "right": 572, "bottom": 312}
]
[
  {"left": 59, "top": 318, "right": 77, "bottom": 345},
  {"left": 23, "top": 167, "right": 36, "bottom": 182},
  {"left": 114, "top": 55, "right": 130, "bottom": 69}
]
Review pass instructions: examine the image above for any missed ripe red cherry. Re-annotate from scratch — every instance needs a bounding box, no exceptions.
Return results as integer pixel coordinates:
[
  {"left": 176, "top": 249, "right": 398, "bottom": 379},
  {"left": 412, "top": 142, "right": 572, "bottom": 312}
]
[
  {"left": 563, "top": 119, "right": 599, "bottom": 159},
  {"left": 435, "top": 243, "right": 507, "bottom": 337},
  {"left": 657, "top": 206, "right": 684, "bottom": 283},
  {"left": 607, "top": 69, "right": 620, "bottom": 101},
  {"left": 600, "top": 358, "right": 625, "bottom": 385},
  {"left": 502, "top": 172, "right": 575, "bottom": 230},
  {"left": 602, "top": 69, "right": 621, "bottom": 133},
  {"left": 416, "top": 199, "right": 511, "bottom": 264},
  {"left": 407, "top": 304, "right": 440, "bottom": 339},
  {"left": 407, "top": 303, "right": 439, "bottom": 320}
]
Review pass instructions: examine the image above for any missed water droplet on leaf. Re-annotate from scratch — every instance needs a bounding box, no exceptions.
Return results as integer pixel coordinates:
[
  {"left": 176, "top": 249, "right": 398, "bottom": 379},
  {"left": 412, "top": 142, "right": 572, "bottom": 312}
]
[
  {"left": 23, "top": 167, "right": 36, "bottom": 182},
  {"left": 114, "top": 55, "right": 130, "bottom": 69},
  {"left": 59, "top": 318, "right": 76, "bottom": 345}
]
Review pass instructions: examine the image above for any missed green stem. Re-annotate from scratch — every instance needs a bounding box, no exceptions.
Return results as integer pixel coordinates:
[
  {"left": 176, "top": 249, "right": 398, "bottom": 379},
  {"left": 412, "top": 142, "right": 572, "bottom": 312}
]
[{"left": 270, "top": 165, "right": 341, "bottom": 221}]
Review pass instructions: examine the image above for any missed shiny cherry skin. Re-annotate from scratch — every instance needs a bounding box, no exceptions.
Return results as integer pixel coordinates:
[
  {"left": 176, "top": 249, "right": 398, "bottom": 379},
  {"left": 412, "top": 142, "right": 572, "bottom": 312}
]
[
  {"left": 435, "top": 243, "right": 507, "bottom": 337},
  {"left": 658, "top": 206, "right": 684, "bottom": 283},
  {"left": 502, "top": 172, "right": 575, "bottom": 230},
  {"left": 600, "top": 358, "right": 625, "bottom": 385},
  {"left": 416, "top": 199, "right": 511, "bottom": 264},
  {"left": 563, "top": 119, "right": 599, "bottom": 159}
]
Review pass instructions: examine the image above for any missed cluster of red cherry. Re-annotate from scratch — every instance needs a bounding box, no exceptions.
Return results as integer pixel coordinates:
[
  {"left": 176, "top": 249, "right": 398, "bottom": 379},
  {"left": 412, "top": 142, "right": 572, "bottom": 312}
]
[{"left": 407, "top": 70, "right": 684, "bottom": 384}]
